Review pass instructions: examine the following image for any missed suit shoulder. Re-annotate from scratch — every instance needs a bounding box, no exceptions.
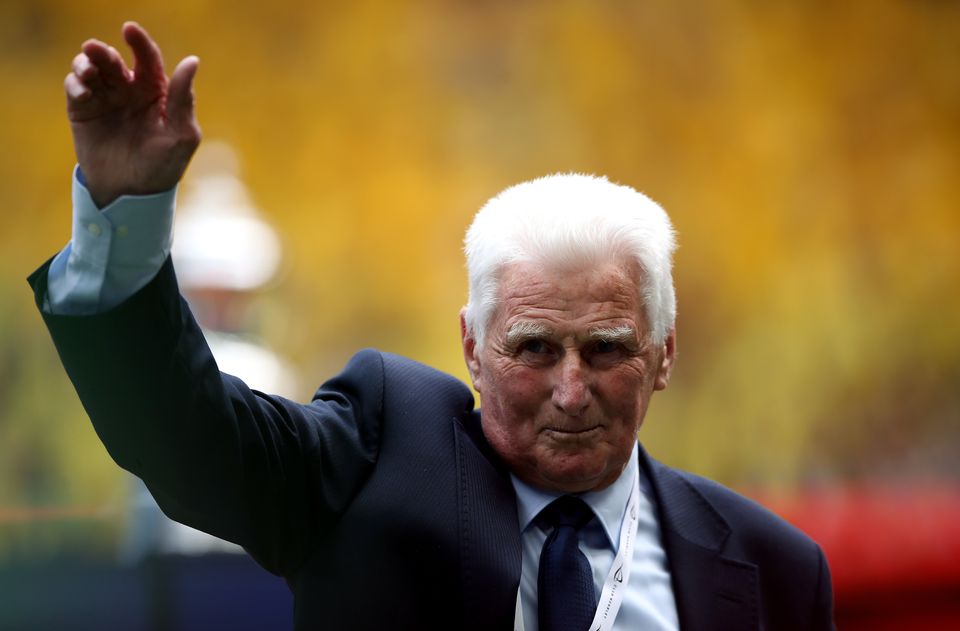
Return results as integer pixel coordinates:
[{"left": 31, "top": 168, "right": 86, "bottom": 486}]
[
  {"left": 666, "top": 465, "right": 823, "bottom": 561},
  {"left": 360, "top": 349, "right": 475, "bottom": 413}
]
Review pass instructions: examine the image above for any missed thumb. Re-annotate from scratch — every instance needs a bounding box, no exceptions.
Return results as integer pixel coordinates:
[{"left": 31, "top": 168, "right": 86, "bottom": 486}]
[{"left": 167, "top": 55, "right": 200, "bottom": 131}]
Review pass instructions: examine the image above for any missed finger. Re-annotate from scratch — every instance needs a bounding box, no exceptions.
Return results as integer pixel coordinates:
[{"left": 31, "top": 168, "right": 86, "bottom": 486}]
[
  {"left": 64, "top": 72, "right": 92, "bottom": 104},
  {"left": 71, "top": 53, "right": 101, "bottom": 87},
  {"left": 167, "top": 55, "right": 200, "bottom": 130},
  {"left": 82, "top": 40, "right": 132, "bottom": 86},
  {"left": 123, "top": 21, "right": 166, "bottom": 88}
]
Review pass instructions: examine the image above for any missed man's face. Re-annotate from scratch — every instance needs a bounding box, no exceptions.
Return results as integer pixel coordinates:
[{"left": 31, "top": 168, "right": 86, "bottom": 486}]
[{"left": 461, "top": 260, "right": 675, "bottom": 493}]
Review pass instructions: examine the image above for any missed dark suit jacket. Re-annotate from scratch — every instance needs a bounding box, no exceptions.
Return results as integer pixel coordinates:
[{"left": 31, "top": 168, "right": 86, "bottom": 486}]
[{"left": 31, "top": 258, "right": 834, "bottom": 630}]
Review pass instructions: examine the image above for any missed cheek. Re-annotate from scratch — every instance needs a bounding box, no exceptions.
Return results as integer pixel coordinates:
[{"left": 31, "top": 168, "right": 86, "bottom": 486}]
[
  {"left": 598, "top": 371, "right": 652, "bottom": 422},
  {"left": 489, "top": 366, "right": 549, "bottom": 412},
  {"left": 479, "top": 364, "right": 551, "bottom": 442}
]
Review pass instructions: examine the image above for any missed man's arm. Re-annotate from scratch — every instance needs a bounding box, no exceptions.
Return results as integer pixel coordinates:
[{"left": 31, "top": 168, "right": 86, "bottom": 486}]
[{"left": 37, "top": 24, "right": 383, "bottom": 575}]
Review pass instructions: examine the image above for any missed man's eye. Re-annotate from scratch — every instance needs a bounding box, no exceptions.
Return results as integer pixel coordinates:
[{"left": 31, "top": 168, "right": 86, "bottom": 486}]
[
  {"left": 520, "top": 339, "right": 550, "bottom": 354},
  {"left": 594, "top": 340, "right": 619, "bottom": 354}
]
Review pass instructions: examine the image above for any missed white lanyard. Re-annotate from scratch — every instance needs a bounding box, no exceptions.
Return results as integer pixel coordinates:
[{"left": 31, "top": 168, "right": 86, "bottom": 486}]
[{"left": 514, "top": 476, "right": 641, "bottom": 631}]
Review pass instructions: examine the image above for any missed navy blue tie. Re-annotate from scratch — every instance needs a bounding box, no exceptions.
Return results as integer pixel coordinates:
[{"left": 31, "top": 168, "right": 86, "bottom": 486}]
[{"left": 537, "top": 495, "right": 597, "bottom": 631}]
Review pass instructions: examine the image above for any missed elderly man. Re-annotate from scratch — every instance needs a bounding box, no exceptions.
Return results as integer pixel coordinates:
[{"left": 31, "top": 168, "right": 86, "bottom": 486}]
[{"left": 31, "top": 23, "right": 834, "bottom": 631}]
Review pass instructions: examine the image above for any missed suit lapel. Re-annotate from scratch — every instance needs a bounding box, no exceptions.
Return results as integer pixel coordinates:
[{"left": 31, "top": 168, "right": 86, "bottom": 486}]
[
  {"left": 640, "top": 448, "right": 760, "bottom": 631},
  {"left": 454, "top": 411, "right": 522, "bottom": 630}
]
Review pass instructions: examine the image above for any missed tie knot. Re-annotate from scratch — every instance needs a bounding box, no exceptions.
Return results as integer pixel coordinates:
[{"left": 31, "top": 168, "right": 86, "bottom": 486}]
[{"left": 539, "top": 495, "right": 594, "bottom": 531}]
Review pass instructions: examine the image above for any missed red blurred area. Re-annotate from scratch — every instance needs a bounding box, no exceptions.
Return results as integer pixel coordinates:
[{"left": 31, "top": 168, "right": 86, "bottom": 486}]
[{"left": 751, "top": 484, "right": 960, "bottom": 630}]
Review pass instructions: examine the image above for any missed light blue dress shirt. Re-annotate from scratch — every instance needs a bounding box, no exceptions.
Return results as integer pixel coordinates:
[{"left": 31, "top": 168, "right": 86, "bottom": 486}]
[
  {"left": 48, "top": 169, "right": 680, "bottom": 629},
  {"left": 512, "top": 442, "right": 679, "bottom": 630}
]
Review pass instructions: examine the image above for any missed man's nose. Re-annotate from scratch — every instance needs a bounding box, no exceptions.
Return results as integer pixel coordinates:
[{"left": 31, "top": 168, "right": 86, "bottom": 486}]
[{"left": 551, "top": 353, "right": 592, "bottom": 416}]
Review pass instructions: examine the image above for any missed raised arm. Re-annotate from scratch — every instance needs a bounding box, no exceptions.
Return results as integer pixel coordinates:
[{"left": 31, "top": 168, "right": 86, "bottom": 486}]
[
  {"left": 41, "top": 24, "right": 389, "bottom": 576},
  {"left": 65, "top": 21, "right": 200, "bottom": 207}
]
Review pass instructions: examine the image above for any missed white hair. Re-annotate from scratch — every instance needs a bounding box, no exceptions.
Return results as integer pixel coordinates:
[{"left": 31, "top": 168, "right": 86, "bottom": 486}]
[{"left": 463, "top": 173, "right": 677, "bottom": 347}]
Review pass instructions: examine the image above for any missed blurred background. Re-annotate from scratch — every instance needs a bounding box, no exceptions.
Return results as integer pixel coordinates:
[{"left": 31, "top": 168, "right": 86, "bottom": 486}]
[{"left": 1, "top": 0, "right": 958, "bottom": 628}]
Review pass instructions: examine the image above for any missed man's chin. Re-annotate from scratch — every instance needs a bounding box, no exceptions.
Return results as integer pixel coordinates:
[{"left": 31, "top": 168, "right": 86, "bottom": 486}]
[{"left": 532, "top": 450, "right": 621, "bottom": 493}]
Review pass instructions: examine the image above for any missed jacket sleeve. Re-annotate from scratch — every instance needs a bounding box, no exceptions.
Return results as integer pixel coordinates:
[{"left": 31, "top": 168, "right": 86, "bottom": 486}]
[{"left": 29, "top": 256, "right": 383, "bottom": 576}]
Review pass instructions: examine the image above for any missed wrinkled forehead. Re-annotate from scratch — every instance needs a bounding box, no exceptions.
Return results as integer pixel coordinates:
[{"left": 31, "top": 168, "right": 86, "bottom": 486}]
[{"left": 490, "top": 257, "right": 651, "bottom": 329}]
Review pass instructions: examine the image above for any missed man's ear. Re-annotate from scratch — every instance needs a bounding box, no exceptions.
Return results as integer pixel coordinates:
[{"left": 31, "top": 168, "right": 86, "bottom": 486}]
[
  {"left": 460, "top": 309, "right": 482, "bottom": 392},
  {"left": 654, "top": 328, "right": 676, "bottom": 391}
]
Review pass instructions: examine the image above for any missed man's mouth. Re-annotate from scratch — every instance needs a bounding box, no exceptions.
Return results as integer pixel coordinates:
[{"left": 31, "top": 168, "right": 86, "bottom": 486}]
[{"left": 542, "top": 425, "right": 602, "bottom": 439}]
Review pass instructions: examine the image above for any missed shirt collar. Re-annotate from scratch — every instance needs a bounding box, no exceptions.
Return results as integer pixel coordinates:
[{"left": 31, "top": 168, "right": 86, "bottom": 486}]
[{"left": 511, "top": 441, "right": 640, "bottom": 551}]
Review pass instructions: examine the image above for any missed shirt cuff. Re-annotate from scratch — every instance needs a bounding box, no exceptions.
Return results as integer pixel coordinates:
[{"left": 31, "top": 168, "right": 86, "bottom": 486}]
[{"left": 46, "top": 166, "right": 177, "bottom": 314}]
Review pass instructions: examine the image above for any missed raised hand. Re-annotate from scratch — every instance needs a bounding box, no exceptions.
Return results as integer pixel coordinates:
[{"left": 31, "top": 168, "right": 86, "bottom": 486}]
[{"left": 65, "top": 22, "right": 201, "bottom": 208}]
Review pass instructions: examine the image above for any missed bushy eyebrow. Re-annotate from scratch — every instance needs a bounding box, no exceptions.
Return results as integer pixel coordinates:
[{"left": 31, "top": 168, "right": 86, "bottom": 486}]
[
  {"left": 587, "top": 326, "right": 636, "bottom": 344},
  {"left": 504, "top": 322, "right": 637, "bottom": 347},
  {"left": 505, "top": 321, "right": 552, "bottom": 347}
]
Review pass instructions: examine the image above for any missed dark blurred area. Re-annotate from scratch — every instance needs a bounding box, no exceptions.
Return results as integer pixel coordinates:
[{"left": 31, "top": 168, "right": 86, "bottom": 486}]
[{"left": 1, "top": 0, "right": 958, "bottom": 627}]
